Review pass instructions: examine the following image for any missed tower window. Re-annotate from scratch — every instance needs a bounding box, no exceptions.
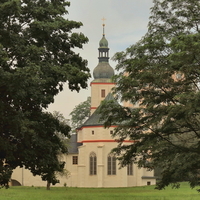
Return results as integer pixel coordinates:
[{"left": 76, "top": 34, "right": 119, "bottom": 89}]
[
  {"left": 92, "top": 130, "right": 94, "bottom": 135},
  {"left": 110, "top": 130, "right": 113, "bottom": 135},
  {"left": 101, "top": 89, "right": 105, "bottom": 98}
]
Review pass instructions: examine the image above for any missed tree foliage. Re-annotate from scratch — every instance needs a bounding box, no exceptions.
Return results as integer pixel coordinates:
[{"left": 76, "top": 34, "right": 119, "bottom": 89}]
[
  {"left": 0, "top": 163, "right": 12, "bottom": 189},
  {"left": 0, "top": 0, "right": 90, "bottom": 187},
  {"left": 44, "top": 111, "right": 70, "bottom": 190},
  {"left": 70, "top": 96, "right": 91, "bottom": 132},
  {"left": 99, "top": 0, "right": 200, "bottom": 190}
]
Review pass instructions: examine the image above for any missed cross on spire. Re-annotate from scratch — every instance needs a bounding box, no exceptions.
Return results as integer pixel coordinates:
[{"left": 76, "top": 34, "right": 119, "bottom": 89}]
[
  {"left": 102, "top": 17, "right": 106, "bottom": 36},
  {"left": 102, "top": 17, "right": 106, "bottom": 25}
]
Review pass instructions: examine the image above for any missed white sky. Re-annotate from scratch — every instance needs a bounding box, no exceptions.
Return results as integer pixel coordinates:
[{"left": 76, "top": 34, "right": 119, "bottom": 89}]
[{"left": 47, "top": 0, "right": 153, "bottom": 119}]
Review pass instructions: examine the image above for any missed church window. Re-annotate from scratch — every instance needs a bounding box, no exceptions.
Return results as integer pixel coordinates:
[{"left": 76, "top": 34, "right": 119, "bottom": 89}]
[
  {"left": 72, "top": 156, "right": 78, "bottom": 165},
  {"left": 110, "top": 130, "right": 113, "bottom": 135},
  {"left": 92, "top": 130, "right": 94, "bottom": 135},
  {"left": 101, "top": 89, "right": 105, "bottom": 98},
  {"left": 89, "top": 152, "right": 97, "bottom": 175},
  {"left": 127, "top": 163, "right": 133, "bottom": 175},
  {"left": 107, "top": 154, "right": 116, "bottom": 175}
]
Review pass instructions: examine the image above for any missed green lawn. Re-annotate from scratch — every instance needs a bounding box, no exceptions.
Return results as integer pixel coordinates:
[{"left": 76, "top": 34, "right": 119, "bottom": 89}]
[{"left": 0, "top": 182, "right": 200, "bottom": 200}]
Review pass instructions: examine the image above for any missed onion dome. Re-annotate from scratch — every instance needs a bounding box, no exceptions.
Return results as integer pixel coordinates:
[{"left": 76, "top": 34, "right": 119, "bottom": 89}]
[
  {"left": 99, "top": 36, "right": 108, "bottom": 48},
  {"left": 93, "top": 62, "right": 114, "bottom": 79}
]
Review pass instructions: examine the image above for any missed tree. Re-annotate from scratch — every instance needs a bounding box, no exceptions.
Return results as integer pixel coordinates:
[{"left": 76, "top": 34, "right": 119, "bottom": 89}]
[
  {"left": 70, "top": 97, "right": 91, "bottom": 132},
  {"left": 99, "top": 0, "right": 200, "bottom": 190},
  {"left": 45, "top": 111, "right": 70, "bottom": 190},
  {"left": 16, "top": 111, "right": 70, "bottom": 190},
  {"left": 0, "top": 0, "right": 90, "bottom": 187}
]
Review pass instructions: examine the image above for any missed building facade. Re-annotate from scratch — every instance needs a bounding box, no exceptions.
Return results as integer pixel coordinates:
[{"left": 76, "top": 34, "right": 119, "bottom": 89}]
[{"left": 11, "top": 26, "right": 156, "bottom": 187}]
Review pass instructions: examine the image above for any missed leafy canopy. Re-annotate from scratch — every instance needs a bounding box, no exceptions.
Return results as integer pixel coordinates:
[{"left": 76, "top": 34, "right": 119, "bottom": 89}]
[
  {"left": 100, "top": 0, "right": 200, "bottom": 190},
  {"left": 0, "top": 0, "right": 90, "bottom": 187}
]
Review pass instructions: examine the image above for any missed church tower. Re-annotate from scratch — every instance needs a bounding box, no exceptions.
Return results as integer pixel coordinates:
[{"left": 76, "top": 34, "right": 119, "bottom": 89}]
[
  {"left": 11, "top": 23, "right": 157, "bottom": 188},
  {"left": 90, "top": 23, "right": 115, "bottom": 114}
]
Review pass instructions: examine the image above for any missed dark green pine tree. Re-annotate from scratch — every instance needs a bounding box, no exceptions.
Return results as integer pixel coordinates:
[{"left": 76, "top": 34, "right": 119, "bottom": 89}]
[
  {"left": 0, "top": 0, "right": 90, "bottom": 188},
  {"left": 100, "top": 0, "right": 200, "bottom": 190}
]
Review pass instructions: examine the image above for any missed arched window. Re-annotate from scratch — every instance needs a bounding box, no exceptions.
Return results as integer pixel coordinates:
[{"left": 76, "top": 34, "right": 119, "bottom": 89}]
[
  {"left": 89, "top": 152, "right": 97, "bottom": 175},
  {"left": 107, "top": 154, "right": 116, "bottom": 175}
]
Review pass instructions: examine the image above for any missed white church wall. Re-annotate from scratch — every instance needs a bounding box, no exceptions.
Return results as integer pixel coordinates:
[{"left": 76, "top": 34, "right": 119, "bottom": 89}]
[
  {"left": 78, "top": 126, "right": 116, "bottom": 142},
  {"left": 77, "top": 139, "right": 134, "bottom": 188},
  {"left": 64, "top": 154, "right": 78, "bottom": 187},
  {"left": 12, "top": 167, "right": 46, "bottom": 187}
]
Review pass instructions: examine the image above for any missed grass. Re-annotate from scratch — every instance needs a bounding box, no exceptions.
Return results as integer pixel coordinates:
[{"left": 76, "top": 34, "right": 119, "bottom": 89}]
[{"left": 0, "top": 182, "right": 200, "bottom": 200}]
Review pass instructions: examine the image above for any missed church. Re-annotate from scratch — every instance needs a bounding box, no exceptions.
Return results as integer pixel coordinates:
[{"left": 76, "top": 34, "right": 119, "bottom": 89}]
[{"left": 11, "top": 25, "right": 156, "bottom": 187}]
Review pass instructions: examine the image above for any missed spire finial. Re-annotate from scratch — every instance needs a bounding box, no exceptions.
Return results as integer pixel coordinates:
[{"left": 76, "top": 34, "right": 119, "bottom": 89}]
[{"left": 102, "top": 17, "right": 106, "bottom": 36}]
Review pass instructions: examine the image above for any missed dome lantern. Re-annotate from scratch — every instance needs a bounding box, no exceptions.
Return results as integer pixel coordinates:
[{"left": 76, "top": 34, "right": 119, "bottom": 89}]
[{"left": 93, "top": 21, "right": 114, "bottom": 80}]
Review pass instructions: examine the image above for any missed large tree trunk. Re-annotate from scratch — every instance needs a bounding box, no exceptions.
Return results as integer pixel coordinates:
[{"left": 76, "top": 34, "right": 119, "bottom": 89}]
[{"left": 46, "top": 181, "right": 51, "bottom": 190}]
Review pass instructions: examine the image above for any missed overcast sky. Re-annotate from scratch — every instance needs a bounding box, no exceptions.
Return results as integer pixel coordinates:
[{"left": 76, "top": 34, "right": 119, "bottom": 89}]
[{"left": 48, "top": 0, "right": 154, "bottom": 119}]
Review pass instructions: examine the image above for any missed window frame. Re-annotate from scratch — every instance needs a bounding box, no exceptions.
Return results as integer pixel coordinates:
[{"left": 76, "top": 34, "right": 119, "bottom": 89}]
[
  {"left": 72, "top": 156, "right": 78, "bottom": 165},
  {"left": 89, "top": 152, "right": 97, "bottom": 175},
  {"left": 107, "top": 154, "right": 116, "bottom": 175},
  {"left": 101, "top": 89, "right": 106, "bottom": 98},
  {"left": 127, "top": 162, "right": 133, "bottom": 176}
]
